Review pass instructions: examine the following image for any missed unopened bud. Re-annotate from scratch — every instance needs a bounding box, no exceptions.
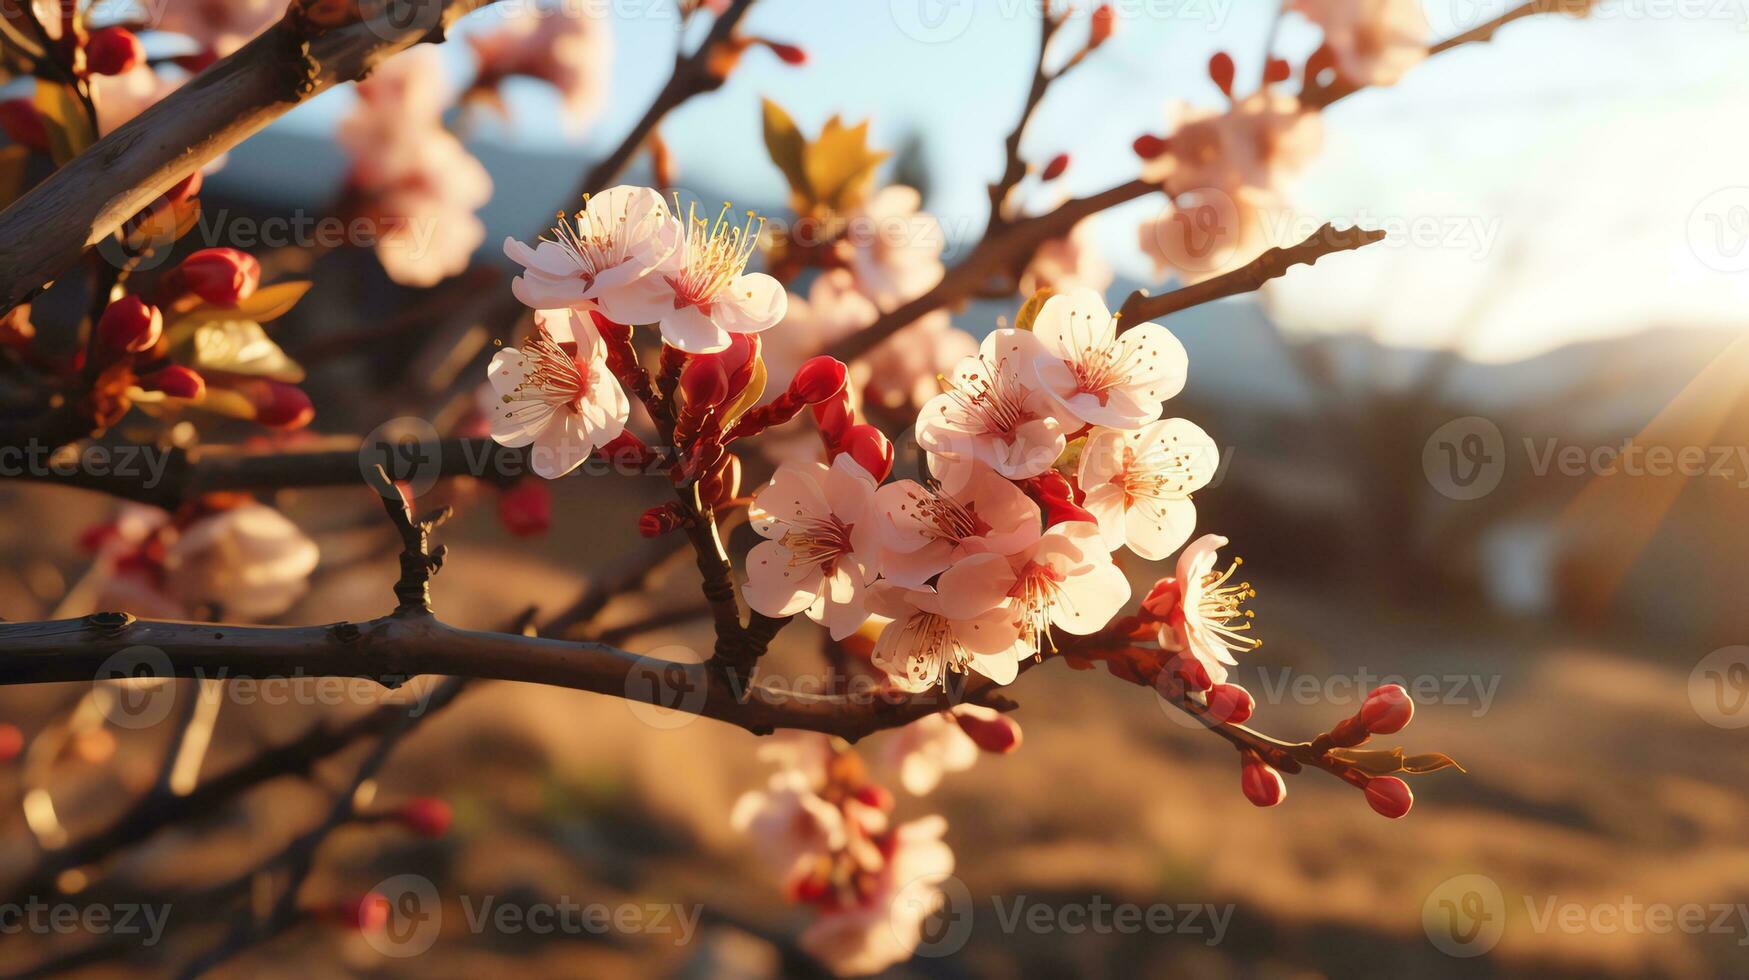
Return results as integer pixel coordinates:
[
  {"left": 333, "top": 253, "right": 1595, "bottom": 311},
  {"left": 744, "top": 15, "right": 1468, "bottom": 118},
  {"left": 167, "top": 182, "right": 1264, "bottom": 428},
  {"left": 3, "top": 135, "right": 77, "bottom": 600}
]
[
  {"left": 1359, "top": 683, "right": 1414, "bottom": 735},
  {"left": 1264, "top": 57, "right": 1291, "bottom": 84},
  {"left": 700, "top": 454, "right": 741, "bottom": 507},
  {"left": 953, "top": 704, "right": 1022, "bottom": 753},
  {"left": 0, "top": 100, "right": 48, "bottom": 152},
  {"left": 1131, "top": 133, "right": 1169, "bottom": 160},
  {"left": 1168, "top": 654, "right": 1211, "bottom": 693},
  {"left": 0, "top": 723, "right": 22, "bottom": 763},
  {"left": 789, "top": 356, "right": 848, "bottom": 404},
  {"left": 166, "top": 248, "right": 260, "bottom": 308},
  {"left": 164, "top": 170, "right": 203, "bottom": 206},
  {"left": 811, "top": 392, "right": 854, "bottom": 447},
  {"left": 840, "top": 424, "right": 893, "bottom": 482},
  {"left": 852, "top": 783, "right": 893, "bottom": 811},
  {"left": 1208, "top": 52, "right": 1235, "bottom": 97},
  {"left": 679, "top": 356, "right": 730, "bottom": 408},
  {"left": 137, "top": 365, "right": 205, "bottom": 400},
  {"left": 597, "top": 431, "right": 655, "bottom": 471},
  {"left": 1363, "top": 776, "right": 1413, "bottom": 819},
  {"left": 95, "top": 297, "right": 162, "bottom": 356},
  {"left": 86, "top": 27, "right": 144, "bottom": 76},
  {"left": 761, "top": 39, "right": 807, "bottom": 65},
  {"left": 1240, "top": 749, "right": 1285, "bottom": 807},
  {"left": 1140, "top": 578, "right": 1181, "bottom": 620},
  {"left": 236, "top": 379, "right": 313, "bottom": 429},
  {"left": 1088, "top": 4, "right": 1115, "bottom": 48},
  {"left": 1041, "top": 152, "right": 1070, "bottom": 181},
  {"left": 497, "top": 478, "right": 551, "bottom": 537},
  {"left": 639, "top": 502, "right": 686, "bottom": 538},
  {"left": 339, "top": 893, "right": 390, "bottom": 933},
  {"left": 393, "top": 797, "right": 454, "bottom": 838},
  {"left": 1204, "top": 683, "right": 1254, "bottom": 725}
]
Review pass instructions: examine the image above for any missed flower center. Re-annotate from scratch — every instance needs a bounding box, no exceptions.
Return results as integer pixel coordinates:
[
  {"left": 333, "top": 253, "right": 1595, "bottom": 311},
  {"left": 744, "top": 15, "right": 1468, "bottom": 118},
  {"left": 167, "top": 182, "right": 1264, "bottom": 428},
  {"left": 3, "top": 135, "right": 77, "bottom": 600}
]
[
  {"left": 1117, "top": 445, "right": 1200, "bottom": 506},
  {"left": 895, "top": 612, "right": 978, "bottom": 689},
  {"left": 779, "top": 516, "right": 854, "bottom": 575},
  {"left": 1009, "top": 561, "right": 1067, "bottom": 651},
  {"left": 667, "top": 200, "right": 763, "bottom": 313},
  {"left": 1196, "top": 555, "right": 1259, "bottom": 653},
  {"left": 893, "top": 484, "right": 994, "bottom": 543},
  {"left": 504, "top": 327, "right": 590, "bottom": 413},
  {"left": 1060, "top": 309, "right": 1140, "bottom": 404},
  {"left": 939, "top": 357, "right": 1037, "bottom": 437},
  {"left": 548, "top": 191, "right": 663, "bottom": 288}
]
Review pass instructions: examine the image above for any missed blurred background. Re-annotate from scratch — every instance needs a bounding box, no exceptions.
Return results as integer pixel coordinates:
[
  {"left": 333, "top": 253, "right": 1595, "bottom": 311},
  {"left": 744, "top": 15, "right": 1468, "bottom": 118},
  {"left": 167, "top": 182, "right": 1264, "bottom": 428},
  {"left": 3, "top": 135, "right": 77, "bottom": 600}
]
[{"left": 2, "top": 0, "right": 1749, "bottom": 976}]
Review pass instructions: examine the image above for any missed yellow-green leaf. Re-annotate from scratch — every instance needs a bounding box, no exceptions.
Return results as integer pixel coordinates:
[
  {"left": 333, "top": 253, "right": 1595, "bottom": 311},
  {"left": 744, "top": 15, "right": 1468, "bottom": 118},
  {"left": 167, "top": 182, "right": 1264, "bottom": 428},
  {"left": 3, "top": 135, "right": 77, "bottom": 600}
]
[
  {"left": 168, "top": 281, "right": 313, "bottom": 336},
  {"left": 761, "top": 98, "right": 810, "bottom": 206},
  {"left": 192, "top": 385, "right": 256, "bottom": 420},
  {"left": 804, "top": 115, "right": 889, "bottom": 213},
  {"left": 33, "top": 81, "right": 94, "bottom": 167},
  {"left": 190, "top": 320, "right": 305, "bottom": 382},
  {"left": 1015, "top": 289, "right": 1054, "bottom": 332},
  {"left": 721, "top": 355, "right": 768, "bottom": 429}
]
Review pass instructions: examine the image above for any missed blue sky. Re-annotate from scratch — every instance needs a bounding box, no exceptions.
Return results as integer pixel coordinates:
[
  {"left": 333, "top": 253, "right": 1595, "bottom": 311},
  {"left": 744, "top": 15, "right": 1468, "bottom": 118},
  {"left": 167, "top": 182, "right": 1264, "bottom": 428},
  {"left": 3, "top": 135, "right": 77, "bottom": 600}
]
[{"left": 258, "top": 0, "right": 1749, "bottom": 362}]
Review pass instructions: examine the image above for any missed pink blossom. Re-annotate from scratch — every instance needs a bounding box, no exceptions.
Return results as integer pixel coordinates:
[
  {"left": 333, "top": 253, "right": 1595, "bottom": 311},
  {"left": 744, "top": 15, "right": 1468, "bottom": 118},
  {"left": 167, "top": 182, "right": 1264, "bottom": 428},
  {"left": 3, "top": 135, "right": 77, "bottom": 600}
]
[
  {"left": 1028, "top": 287, "right": 1187, "bottom": 429},
  {"left": 1019, "top": 217, "right": 1112, "bottom": 296},
  {"left": 983, "top": 520, "right": 1131, "bottom": 651},
  {"left": 873, "top": 459, "right": 1041, "bottom": 587},
  {"left": 915, "top": 329, "right": 1066, "bottom": 480},
  {"left": 1077, "top": 418, "right": 1219, "bottom": 559},
  {"left": 88, "top": 503, "right": 318, "bottom": 621},
  {"left": 1157, "top": 533, "right": 1259, "bottom": 684},
  {"left": 1293, "top": 0, "right": 1430, "bottom": 88},
  {"left": 866, "top": 554, "right": 1027, "bottom": 691},
  {"left": 504, "top": 184, "right": 681, "bottom": 320},
  {"left": 797, "top": 815, "right": 956, "bottom": 976},
  {"left": 158, "top": 0, "right": 285, "bottom": 60},
  {"left": 468, "top": 5, "right": 611, "bottom": 133},
  {"left": 744, "top": 456, "right": 882, "bottom": 639},
  {"left": 485, "top": 309, "right": 630, "bottom": 479},
  {"left": 879, "top": 704, "right": 1015, "bottom": 796},
  {"left": 605, "top": 201, "right": 786, "bottom": 354},
  {"left": 839, "top": 185, "right": 944, "bottom": 308}
]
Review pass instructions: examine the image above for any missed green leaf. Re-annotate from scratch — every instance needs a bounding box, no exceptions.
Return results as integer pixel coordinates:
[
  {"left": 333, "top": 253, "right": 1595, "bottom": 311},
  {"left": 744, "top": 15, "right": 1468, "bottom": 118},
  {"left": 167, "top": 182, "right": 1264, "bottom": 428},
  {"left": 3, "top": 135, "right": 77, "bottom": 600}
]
[
  {"left": 189, "top": 320, "right": 305, "bottom": 382},
  {"left": 761, "top": 98, "right": 810, "bottom": 205}
]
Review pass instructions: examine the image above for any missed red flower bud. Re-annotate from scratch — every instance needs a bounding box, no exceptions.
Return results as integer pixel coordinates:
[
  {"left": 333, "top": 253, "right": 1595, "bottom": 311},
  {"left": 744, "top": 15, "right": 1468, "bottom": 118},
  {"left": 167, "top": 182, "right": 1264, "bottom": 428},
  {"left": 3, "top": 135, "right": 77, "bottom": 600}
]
[
  {"left": 679, "top": 356, "right": 730, "bottom": 408},
  {"left": 763, "top": 40, "right": 807, "bottom": 65},
  {"left": 236, "top": 379, "right": 314, "bottom": 429},
  {"left": 0, "top": 723, "right": 22, "bottom": 763},
  {"left": 496, "top": 478, "right": 551, "bottom": 538},
  {"left": 1140, "top": 578, "right": 1181, "bottom": 620},
  {"left": 1240, "top": 750, "right": 1285, "bottom": 807},
  {"left": 1359, "top": 683, "right": 1414, "bottom": 735},
  {"left": 95, "top": 297, "right": 162, "bottom": 356},
  {"left": 700, "top": 454, "right": 741, "bottom": 507},
  {"left": 1018, "top": 471, "right": 1097, "bottom": 527},
  {"left": 393, "top": 797, "right": 454, "bottom": 838},
  {"left": 340, "top": 893, "right": 391, "bottom": 933},
  {"left": 953, "top": 706, "right": 1022, "bottom": 754},
  {"left": 164, "top": 170, "right": 203, "bottom": 206},
  {"left": 0, "top": 100, "right": 48, "bottom": 153},
  {"left": 789, "top": 356, "right": 848, "bottom": 404},
  {"left": 810, "top": 392, "right": 854, "bottom": 447},
  {"left": 1264, "top": 57, "right": 1292, "bottom": 84},
  {"left": 639, "top": 503, "right": 686, "bottom": 538},
  {"left": 1364, "top": 776, "right": 1414, "bottom": 819},
  {"left": 596, "top": 431, "right": 655, "bottom": 471},
  {"left": 1168, "top": 654, "right": 1211, "bottom": 693},
  {"left": 168, "top": 248, "right": 260, "bottom": 308},
  {"left": 1204, "top": 683, "right": 1254, "bottom": 725},
  {"left": 840, "top": 424, "right": 893, "bottom": 482},
  {"left": 1088, "top": 4, "right": 1115, "bottom": 47},
  {"left": 1041, "top": 153, "right": 1070, "bottom": 182},
  {"left": 1208, "top": 51, "right": 1236, "bottom": 97},
  {"left": 137, "top": 365, "right": 206, "bottom": 400},
  {"left": 86, "top": 27, "right": 144, "bottom": 77},
  {"left": 1131, "top": 133, "right": 1169, "bottom": 160},
  {"left": 852, "top": 783, "right": 893, "bottom": 811}
]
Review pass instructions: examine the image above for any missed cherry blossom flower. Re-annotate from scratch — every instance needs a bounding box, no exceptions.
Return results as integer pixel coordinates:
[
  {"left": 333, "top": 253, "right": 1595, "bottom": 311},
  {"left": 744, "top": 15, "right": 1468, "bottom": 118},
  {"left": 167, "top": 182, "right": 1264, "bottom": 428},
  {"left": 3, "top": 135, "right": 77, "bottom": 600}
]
[
  {"left": 873, "top": 459, "right": 1041, "bottom": 587},
  {"left": 503, "top": 184, "right": 681, "bottom": 319},
  {"left": 1027, "top": 288, "right": 1188, "bottom": 429},
  {"left": 797, "top": 815, "right": 955, "bottom": 976},
  {"left": 486, "top": 308, "right": 629, "bottom": 479},
  {"left": 1019, "top": 217, "right": 1113, "bottom": 296},
  {"left": 468, "top": 4, "right": 611, "bottom": 133},
  {"left": 982, "top": 521, "right": 1131, "bottom": 652},
  {"left": 878, "top": 704, "right": 1017, "bottom": 796},
  {"left": 745, "top": 456, "right": 882, "bottom": 639},
  {"left": 839, "top": 185, "right": 944, "bottom": 308},
  {"left": 86, "top": 502, "right": 318, "bottom": 621},
  {"left": 867, "top": 554, "right": 1027, "bottom": 691},
  {"left": 158, "top": 0, "right": 285, "bottom": 61},
  {"left": 916, "top": 329, "right": 1066, "bottom": 480},
  {"left": 1077, "top": 418, "right": 1220, "bottom": 559},
  {"left": 760, "top": 270, "right": 878, "bottom": 392},
  {"left": 339, "top": 48, "right": 493, "bottom": 287},
  {"left": 731, "top": 767, "right": 851, "bottom": 880},
  {"left": 92, "top": 65, "right": 180, "bottom": 135},
  {"left": 1157, "top": 533, "right": 1259, "bottom": 684},
  {"left": 1292, "top": 0, "right": 1430, "bottom": 88}
]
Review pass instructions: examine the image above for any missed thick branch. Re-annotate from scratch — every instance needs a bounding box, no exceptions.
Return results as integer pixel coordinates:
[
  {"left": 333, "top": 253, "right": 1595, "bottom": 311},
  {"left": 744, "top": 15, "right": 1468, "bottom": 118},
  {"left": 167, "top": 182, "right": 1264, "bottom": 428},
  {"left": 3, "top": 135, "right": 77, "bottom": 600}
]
[
  {"left": 1115, "top": 223, "right": 1387, "bottom": 326},
  {"left": 0, "top": 0, "right": 503, "bottom": 314}
]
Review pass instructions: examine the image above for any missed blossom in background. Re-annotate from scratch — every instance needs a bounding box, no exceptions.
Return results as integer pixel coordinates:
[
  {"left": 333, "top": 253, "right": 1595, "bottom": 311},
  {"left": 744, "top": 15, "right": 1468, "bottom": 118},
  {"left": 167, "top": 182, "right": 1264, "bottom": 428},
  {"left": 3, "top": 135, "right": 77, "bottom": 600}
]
[
  {"left": 339, "top": 48, "right": 492, "bottom": 287},
  {"left": 1028, "top": 288, "right": 1187, "bottom": 429},
  {"left": 91, "top": 65, "right": 180, "bottom": 135},
  {"left": 873, "top": 459, "right": 1041, "bottom": 587},
  {"left": 87, "top": 501, "right": 318, "bottom": 621},
  {"left": 879, "top": 704, "right": 1020, "bottom": 796},
  {"left": 1077, "top": 418, "right": 1220, "bottom": 559},
  {"left": 986, "top": 520, "right": 1131, "bottom": 651},
  {"left": 504, "top": 184, "right": 681, "bottom": 318},
  {"left": 467, "top": 4, "right": 611, "bottom": 134},
  {"left": 1292, "top": 0, "right": 1430, "bottom": 88},
  {"left": 1154, "top": 533, "right": 1259, "bottom": 684},
  {"left": 798, "top": 815, "right": 955, "bottom": 976},
  {"left": 839, "top": 185, "right": 944, "bottom": 308},
  {"left": 158, "top": 0, "right": 286, "bottom": 63},
  {"left": 867, "top": 553, "right": 1026, "bottom": 691},
  {"left": 761, "top": 269, "right": 878, "bottom": 391},
  {"left": 731, "top": 766, "right": 852, "bottom": 881},
  {"left": 916, "top": 329, "right": 1066, "bottom": 480},
  {"left": 745, "top": 456, "right": 882, "bottom": 639},
  {"left": 1019, "top": 217, "right": 1113, "bottom": 297},
  {"left": 486, "top": 308, "right": 629, "bottom": 479}
]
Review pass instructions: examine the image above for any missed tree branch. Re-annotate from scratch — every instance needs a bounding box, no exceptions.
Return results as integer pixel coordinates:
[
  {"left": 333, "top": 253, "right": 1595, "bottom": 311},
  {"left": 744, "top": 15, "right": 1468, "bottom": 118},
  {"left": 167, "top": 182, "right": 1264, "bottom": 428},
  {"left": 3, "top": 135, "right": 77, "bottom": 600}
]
[{"left": 1115, "top": 223, "right": 1387, "bottom": 326}]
